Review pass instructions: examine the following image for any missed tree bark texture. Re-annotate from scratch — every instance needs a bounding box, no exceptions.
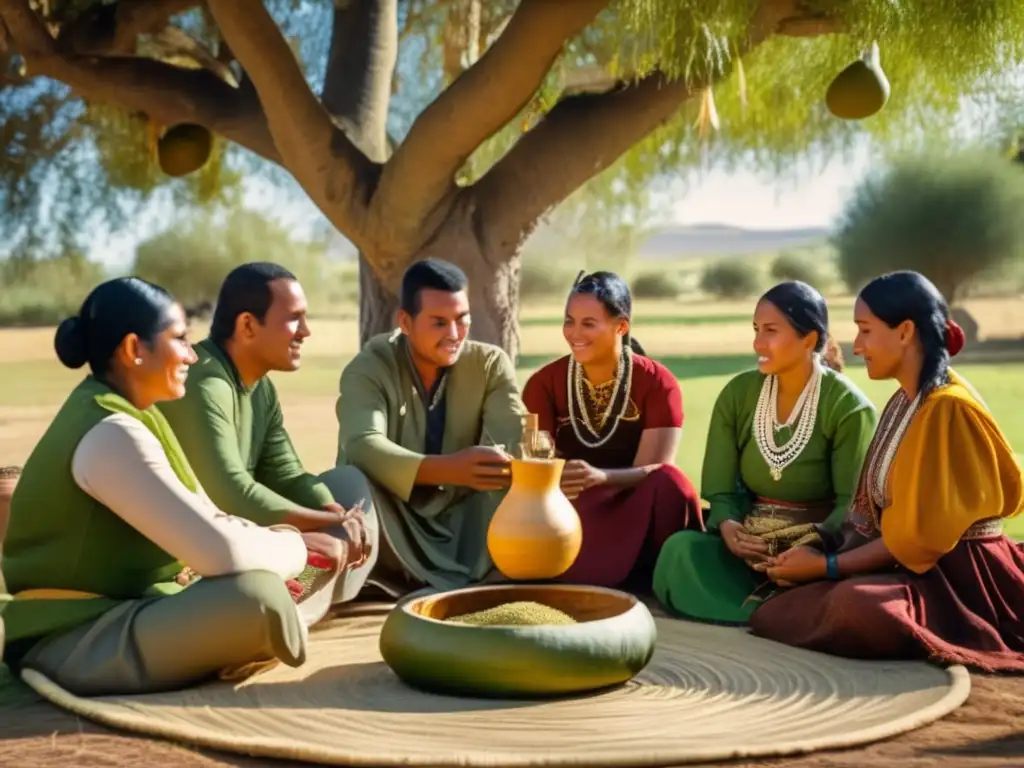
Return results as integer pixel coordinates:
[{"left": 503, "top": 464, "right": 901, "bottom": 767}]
[
  {"left": 357, "top": 251, "right": 398, "bottom": 347},
  {"left": 0, "top": 0, "right": 840, "bottom": 359}
]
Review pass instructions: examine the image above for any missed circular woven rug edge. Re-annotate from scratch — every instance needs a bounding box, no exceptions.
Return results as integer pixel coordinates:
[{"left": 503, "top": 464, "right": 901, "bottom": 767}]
[{"left": 19, "top": 663, "right": 972, "bottom": 768}]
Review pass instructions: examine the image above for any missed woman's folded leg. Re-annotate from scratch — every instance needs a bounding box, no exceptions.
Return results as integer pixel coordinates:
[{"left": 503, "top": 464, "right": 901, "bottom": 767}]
[{"left": 18, "top": 570, "right": 306, "bottom": 697}]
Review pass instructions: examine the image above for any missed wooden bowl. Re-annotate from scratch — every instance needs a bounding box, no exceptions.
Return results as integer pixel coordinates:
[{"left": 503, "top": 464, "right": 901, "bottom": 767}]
[{"left": 379, "top": 584, "right": 657, "bottom": 698}]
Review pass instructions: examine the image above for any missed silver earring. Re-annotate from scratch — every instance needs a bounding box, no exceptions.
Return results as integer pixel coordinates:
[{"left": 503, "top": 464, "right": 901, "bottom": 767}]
[{"left": 134, "top": 357, "right": 143, "bottom": 365}]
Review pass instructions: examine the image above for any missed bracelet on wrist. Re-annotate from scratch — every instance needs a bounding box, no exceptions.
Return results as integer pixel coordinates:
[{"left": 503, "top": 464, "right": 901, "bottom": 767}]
[{"left": 825, "top": 552, "right": 841, "bottom": 580}]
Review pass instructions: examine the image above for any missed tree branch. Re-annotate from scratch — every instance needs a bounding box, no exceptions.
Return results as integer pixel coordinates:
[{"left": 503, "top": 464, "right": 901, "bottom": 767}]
[
  {"left": 321, "top": 0, "right": 397, "bottom": 164},
  {"left": 204, "top": 0, "right": 377, "bottom": 250},
  {"left": 58, "top": 0, "right": 199, "bottom": 56},
  {"left": 474, "top": 73, "right": 697, "bottom": 253},
  {"left": 320, "top": 0, "right": 400, "bottom": 328},
  {"left": 112, "top": 0, "right": 199, "bottom": 52},
  {"left": 474, "top": 0, "right": 843, "bottom": 252},
  {"left": 370, "top": 0, "right": 610, "bottom": 258},
  {"left": 0, "top": 0, "right": 278, "bottom": 162}
]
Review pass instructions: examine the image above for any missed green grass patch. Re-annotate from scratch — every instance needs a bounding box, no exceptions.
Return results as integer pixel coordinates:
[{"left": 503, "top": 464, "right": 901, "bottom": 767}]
[{"left": 520, "top": 313, "right": 752, "bottom": 327}]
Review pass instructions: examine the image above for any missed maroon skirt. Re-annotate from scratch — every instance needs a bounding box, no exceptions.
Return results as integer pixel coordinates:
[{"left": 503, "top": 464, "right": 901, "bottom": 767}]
[
  {"left": 555, "top": 464, "right": 704, "bottom": 589},
  {"left": 749, "top": 534, "right": 1024, "bottom": 672}
]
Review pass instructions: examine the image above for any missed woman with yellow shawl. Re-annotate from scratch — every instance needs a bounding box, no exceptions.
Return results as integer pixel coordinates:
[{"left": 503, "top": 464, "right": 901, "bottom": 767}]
[{"left": 750, "top": 271, "right": 1024, "bottom": 671}]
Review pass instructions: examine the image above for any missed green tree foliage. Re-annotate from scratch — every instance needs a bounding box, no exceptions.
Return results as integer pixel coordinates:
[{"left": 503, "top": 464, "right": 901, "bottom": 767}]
[
  {"left": 834, "top": 149, "right": 1024, "bottom": 303},
  {"left": 0, "top": 79, "right": 244, "bottom": 260},
  {"left": 700, "top": 258, "right": 760, "bottom": 299},
  {"left": 6, "top": 0, "right": 1024, "bottom": 263},
  {"left": 132, "top": 207, "right": 346, "bottom": 312}
]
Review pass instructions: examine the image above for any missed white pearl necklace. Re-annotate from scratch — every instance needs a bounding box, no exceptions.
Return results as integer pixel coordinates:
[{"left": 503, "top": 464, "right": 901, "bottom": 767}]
[
  {"left": 567, "top": 346, "right": 633, "bottom": 449},
  {"left": 870, "top": 391, "right": 921, "bottom": 508},
  {"left": 753, "top": 360, "right": 823, "bottom": 481}
]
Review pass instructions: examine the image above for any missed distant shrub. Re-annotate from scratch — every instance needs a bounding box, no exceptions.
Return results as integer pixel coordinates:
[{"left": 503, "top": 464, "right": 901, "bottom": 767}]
[
  {"left": 0, "top": 252, "right": 107, "bottom": 327},
  {"left": 0, "top": 287, "right": 79, "bottom": 326},
  {"left": 699, "top": 259, "right": 761, "bottom": 299},
  {"left": 835, "top": 149, "right": 1024, "bottom": 303},
  {"left": 631, "top": 271, "right": 681, "bottom": 299},
  {"left": 133, "top": 209, "right": 340, "bottom": 313},
  {"left": 519, "top": 259, "right": 578, "bottom": 301},
  {"left": 770, "top": 252, "right": 822, "bottom": 288}
]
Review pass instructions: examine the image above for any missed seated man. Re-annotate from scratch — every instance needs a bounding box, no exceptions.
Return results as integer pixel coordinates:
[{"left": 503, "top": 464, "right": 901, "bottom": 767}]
[
  {"left": 159, "top": 262, "right": 376, "bottom": 613},
  {"left": 336, "top": 259, "right": 526, "bottom": 595}
]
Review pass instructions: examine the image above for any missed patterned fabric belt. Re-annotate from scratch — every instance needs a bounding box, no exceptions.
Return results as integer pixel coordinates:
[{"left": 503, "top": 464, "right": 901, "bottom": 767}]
[
  {"left": 962, "top": 517, "right": 1004, "bottom": 540},
  {"left": 750, "top": 498, "right": 834, "bottom": 526}
]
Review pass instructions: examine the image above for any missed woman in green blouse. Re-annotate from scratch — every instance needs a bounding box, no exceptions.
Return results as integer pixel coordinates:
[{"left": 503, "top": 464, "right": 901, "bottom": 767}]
[{"left": 652, "top": 281, "right": 877, "bottom": 624}]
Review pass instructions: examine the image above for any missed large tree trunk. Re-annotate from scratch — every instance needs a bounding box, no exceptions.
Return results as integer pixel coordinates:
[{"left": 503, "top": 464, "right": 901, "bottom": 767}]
[
  {"left": 460, "top": 251, "right": 521, "bottom": 361},
  {"left": 358, "top": 252, "right": 399, "bottom": 346}
]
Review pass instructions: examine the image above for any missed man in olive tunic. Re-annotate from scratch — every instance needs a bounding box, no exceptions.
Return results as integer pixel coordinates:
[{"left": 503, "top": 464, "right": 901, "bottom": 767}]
[
  {"left": 159, "top": 263, "right": 376, "bottom": 610},
  {"left": 336, "top": 259, "right": 526, "bottom": 594}
]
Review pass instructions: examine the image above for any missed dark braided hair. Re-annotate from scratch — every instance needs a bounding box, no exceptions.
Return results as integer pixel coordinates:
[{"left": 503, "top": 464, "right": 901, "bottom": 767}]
[{"left": 857, "top": 271, "right": 955, "bottom": 399}]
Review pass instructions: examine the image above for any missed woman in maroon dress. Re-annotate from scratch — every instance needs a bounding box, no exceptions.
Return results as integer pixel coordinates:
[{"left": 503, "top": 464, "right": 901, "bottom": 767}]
[{"left": 521, "top": 271, "right": 704, "bottom": 589}]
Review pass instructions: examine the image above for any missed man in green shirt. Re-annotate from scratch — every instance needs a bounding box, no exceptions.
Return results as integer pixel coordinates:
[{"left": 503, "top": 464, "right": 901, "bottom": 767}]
[
  {"left": 335, "top": 259, "right": 526, "bottom": 595},
  {"left": 160, "top": 262, "right": 376, "bottom": 611}
]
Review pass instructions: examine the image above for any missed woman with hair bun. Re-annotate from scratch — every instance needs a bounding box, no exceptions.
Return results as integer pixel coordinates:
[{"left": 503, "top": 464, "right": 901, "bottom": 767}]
[
  {"left": 750, "top": 271, "right": 1024, "bottom": 671},
  {"left": 653, "top": 280, "right": 878, "bottom": 624},
  {"left": 2, "top": 277, "right": 344, "bottom": 696},
  {"left": 521, "top": 271, "right": 704, "bottom": 589}
]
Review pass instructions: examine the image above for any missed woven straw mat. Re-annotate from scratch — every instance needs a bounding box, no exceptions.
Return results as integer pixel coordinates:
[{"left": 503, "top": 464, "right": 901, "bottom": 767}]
[{"left": 20, "top": 603, "right": 970, "bottom": 767}]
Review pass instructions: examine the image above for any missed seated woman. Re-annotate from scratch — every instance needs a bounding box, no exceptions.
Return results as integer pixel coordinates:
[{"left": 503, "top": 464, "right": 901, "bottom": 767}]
[
  {"left": 652, "top": 281, "right": 877, "bottom": 624},
  {"left": 749, "top": 271, "right": 1024, "bottom": 671},
  {"left": 521, "top": 271, "right": 703, "bottom": 589},
  {"left": 1, "top": 278, "right": 359, "bottom": 697}
]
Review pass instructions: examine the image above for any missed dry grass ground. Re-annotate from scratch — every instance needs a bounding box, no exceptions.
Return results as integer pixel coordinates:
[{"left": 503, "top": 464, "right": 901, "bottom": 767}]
[{"left": 2, "top": 295, "right": 1024, "bottom": 767}]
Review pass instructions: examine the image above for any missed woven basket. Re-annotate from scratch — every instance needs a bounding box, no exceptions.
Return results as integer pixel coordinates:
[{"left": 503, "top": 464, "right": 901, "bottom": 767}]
[{"left": 742, "top": 513, "right": 821, "bottom": 557}]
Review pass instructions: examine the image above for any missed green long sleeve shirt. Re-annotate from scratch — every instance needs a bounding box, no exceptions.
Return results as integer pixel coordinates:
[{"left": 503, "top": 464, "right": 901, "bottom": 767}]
[
  {"left": 159, "top": 339, "right": 332, "bottom": 525},
  {"left": 701, "top": 367, "right": 878, "bottom": 533}
]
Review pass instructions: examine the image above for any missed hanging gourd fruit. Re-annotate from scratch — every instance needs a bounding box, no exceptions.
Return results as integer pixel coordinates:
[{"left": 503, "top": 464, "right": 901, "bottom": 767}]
[
  {"left": 152, "top": 122, "right": 215, "bottom": 177},
  {"left": 825, "top": 41, "right": 890, "bottom": 120}
]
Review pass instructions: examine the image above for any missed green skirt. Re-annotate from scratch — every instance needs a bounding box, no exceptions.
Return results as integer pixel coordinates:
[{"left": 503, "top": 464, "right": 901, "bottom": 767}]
[{"left": 652, "top": 530, "right": 767, "bottom": 625}]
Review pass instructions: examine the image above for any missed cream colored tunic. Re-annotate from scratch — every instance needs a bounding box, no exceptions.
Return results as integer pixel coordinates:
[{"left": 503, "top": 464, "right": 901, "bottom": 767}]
[{"left": 72, "top": 413, "right": 307, "bottom": 581}]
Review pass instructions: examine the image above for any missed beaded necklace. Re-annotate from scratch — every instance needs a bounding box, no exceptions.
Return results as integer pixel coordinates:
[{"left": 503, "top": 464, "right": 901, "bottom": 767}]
[
  {"left": 566, "top": 345, "right": 634, "bottom": 449},
  {"left": 752, "top": 358, "right": 823, "bottom": 481},
  {"left": 866, "top": 389, "right": 921, "bottom": 509}
]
